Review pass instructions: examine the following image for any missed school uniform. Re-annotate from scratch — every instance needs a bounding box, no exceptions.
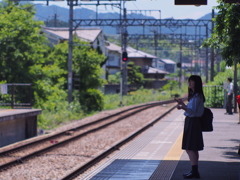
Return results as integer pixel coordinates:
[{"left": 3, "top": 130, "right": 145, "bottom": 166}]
[{"left": 182, "top": 93, "right": 204, "bottom": 151}]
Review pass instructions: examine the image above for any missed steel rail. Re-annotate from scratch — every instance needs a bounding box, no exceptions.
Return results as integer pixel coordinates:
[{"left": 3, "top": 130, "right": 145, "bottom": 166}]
[
  {"left": 0, "top": 99, "right": 179, "bottom": 171},
  {"left": 0, "top": 99, "right": 172, "bottom": 157},
  {"left": 61, "top": 99, "right": 180, "bottom": 180}
]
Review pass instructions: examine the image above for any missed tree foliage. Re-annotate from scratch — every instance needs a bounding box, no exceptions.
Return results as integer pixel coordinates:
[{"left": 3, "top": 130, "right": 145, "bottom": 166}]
[
  {"left": 34, "top": 36, "right": 106, "bottom": 112},
  {"left": 203, "top": 1, "right": 240, "bottom": 66},
  {"left": 31, "top": 42, "right": 68, "bottom": 110},
  {"left": 107, "top": 61, "right": 144, "bottom": 86},
  {"left": 0, "top": 1, "right": 49, "bottom": 83},
  {"left": 0, "top": 1, "right": 107, "bottom": 113},
  {"left": 127, "top": 61, "right": 144, "bottom": 85},
  {"left": 72, "top": 36, "right": 106, "bottom": 112},
  {"left": 108, "top": 72, "right": 121, "bottom": 84},
  {"left": 0, "top": 1, "right": 65, "bottom": 111}
]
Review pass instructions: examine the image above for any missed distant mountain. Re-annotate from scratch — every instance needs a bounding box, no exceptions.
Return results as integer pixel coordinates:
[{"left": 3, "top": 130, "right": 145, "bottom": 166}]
[
  {"left": 33, "top": 4, "right": 213, "bottom": 35},
  {"left": 198, "top": 12, "right": 217, "bottom": 20}
]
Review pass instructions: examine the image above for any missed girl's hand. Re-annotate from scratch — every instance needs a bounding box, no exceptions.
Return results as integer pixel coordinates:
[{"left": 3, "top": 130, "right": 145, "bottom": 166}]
[
  {"left": 177, "top": 105, "right": 182, "bottom": 110},
  {"left": 174, "top": 98, "right": 180, "bottom": 103},
  {"left": 175, "top": 98, "right": 183, "bottom": 105}
]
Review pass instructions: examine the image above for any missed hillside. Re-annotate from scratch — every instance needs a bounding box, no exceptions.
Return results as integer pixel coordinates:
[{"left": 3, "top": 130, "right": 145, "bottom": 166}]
[{"left": 33, "top": 4, "right": 214, "bottom": 35}]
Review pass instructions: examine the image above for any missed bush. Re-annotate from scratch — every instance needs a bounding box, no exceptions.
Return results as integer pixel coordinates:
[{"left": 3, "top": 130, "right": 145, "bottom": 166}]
[
  {"left": 80, "top": 89, "right": 104, "bottom": 112},
  {"left": 162, "top": 80, "right": 178, "bottom": 91},
  {"left": 37, "top": 99, "right": 84, "bottom": 130},
  {"left": 108, "top": 73, "right": 120, "bottom": 84}
]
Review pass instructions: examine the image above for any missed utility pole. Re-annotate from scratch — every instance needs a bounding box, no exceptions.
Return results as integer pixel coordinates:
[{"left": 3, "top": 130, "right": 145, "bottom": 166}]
[
  {"left": 67, "top": 0, "right": 74, "bottom": 103},
  {"left": 179, "top": 34, "right": 182, "bottom": 89},
  {"left": 122, "top": 3, "right": 128, "bottom": 96},
  {"left": 234, "top": 57, "right": 238, "bottom": 113},
  {"left": 153, "top": 30, "right": 158, "bottom": 56},
  {"left": 120, "top": 1, "right": 128, "bottom": 106}
]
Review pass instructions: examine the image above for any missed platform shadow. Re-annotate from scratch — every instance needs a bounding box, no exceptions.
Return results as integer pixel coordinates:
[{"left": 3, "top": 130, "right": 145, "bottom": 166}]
[
  {"left": 90, "top": 159, "right": 240, "bottom": 180},
  {"left": 171, "top": 160, "right": 240, "bottom": 180}
]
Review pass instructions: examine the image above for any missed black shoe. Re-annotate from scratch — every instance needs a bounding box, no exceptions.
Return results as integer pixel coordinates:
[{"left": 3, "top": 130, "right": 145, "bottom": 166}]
[
  {"left": 183, "top": 172, "right": 200, "bottom": 179},
  {"left": 183, "top": 171, "right": 192, "bottom": 176},
  {"left": 224, "top": 112, "right": 229, "bottom": 115},
  {"left": 228, "top": 113, "right": 233, "bottom": 115}
]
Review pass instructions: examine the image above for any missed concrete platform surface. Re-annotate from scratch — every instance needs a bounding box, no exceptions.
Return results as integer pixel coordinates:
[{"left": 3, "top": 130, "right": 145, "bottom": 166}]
[
  {"left": 0, "top": 109, "right": 41, "bottom": 122},
  {"left": 171, "top": 108, "right": 240, "bottom": 180},
  {"left": 84, "top": 108, "right": 240, "bottom": 180}
]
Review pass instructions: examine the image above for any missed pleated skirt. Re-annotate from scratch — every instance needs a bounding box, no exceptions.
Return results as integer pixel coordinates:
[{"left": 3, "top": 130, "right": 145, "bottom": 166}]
[{"left": 182, "top": 116, "right": 204, "bottom": 151}]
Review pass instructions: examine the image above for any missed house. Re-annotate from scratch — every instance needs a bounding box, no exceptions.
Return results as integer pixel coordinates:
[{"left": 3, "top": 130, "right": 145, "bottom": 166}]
[
  {"left": 127, "top": 47, "right": 168, "bottom": 79},
  {"left": 105, "top": 42, "right": 121, "bottom": 75},
  {"left": 158, "top": 59, "right": 176, "bottom": 73},
  {"left": 105, "top": 43, "right": 169, "bottom": 79},
  {"left": 182, "top": 63, "right": 193, "bottom": 72},
  {"left": 104, "top": 43, "right": 169, "bottom": 92},
  {"left": 41, "top": 27, "right": 107, "bottom": 56},
  {"left": 152, "top": 59, "right": 165, "bottom": 71},
  {"left": 41, "top": 27, "right": 108, "bottom": 88}
]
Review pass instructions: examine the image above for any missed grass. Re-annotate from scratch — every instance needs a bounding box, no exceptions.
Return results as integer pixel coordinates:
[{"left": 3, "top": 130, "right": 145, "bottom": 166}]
[{"left": 37, "top": 82, "right": 188, "bottom": 131}]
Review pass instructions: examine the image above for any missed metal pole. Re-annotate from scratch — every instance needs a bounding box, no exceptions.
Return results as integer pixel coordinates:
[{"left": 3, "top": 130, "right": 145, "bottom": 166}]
[
  {"left": 210, "top": 9, "right": 214, "bottom": 81},
  {"left": 205, "top": 25, "right": 209, "bottom": 83},
  {"left": 68, "top": 0, "right": 73, "bottom": 103},
  {"left": 179, "top": 34, "right": 182, "bottom": 89},
  {"left": 119, "top": 1, "right": 123, "bottom": 106},
  {"left": 154, "top": 31, "right": 157, "bottom": 56},
  {"left": 30, "top": 83, "right": 32, "bottom": 109},
  {"left": 122, "top": 4, "right": 128, "bottom": 96},
  {"left": 191, "top": 44, "right": 193, "bottom": 75},
  {"left": 11, "top": 84, "right": 14, "bottom": 109},
  {"left": 234, "top": 57, "right": 238, "bottom": 113},
  {"left": 120, "top": 62, "right": 123, "bottom": 106}
]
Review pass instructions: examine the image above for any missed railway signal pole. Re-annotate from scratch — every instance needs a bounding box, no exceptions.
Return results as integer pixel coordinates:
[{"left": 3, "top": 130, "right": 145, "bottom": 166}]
[{"left": 120, "top": 1, "right": 128, "bottom": 106}]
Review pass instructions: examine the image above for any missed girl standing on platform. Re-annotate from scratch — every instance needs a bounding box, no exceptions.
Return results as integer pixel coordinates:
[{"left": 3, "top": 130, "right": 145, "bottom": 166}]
[{"left": 174, "top": 75, "right": 205, "bottom": 179}]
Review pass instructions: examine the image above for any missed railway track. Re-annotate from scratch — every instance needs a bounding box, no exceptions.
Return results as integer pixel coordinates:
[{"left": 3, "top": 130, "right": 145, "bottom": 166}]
[{"left": 0, "top": 99, "right": 182, "bottom": 179}]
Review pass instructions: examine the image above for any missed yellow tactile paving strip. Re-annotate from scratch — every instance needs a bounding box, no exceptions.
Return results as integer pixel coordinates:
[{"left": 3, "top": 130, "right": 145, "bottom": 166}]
[
  {"left": 163, "top": 132, "right": 184, "bottom": 161},
  {"left": 149, "top": 132, "right": 184, "bottom": 180},
  {"left": 0, "top": 109, "right": 13, "bottom": 112}
]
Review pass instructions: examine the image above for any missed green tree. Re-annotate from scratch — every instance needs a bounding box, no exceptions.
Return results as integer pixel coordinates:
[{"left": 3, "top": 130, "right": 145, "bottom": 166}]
[
  {"left": 31, "top": 42, "right": 68, "bottom": 110},
  {"left": 33, "top": 37, "right": 106, "bottom": 112},
  {"left": 202, "top": 1, "right": 240, "bottom": 110},
  {"left": 203, "top": 1, "right": 240, "bottom": 66},
  {"left": 108, "top": 72, "right": 121, "bottom": 84},
  {"left": 0, "top": 1, "right": 49, "bottom": 83},
  {"left": 72, "top": 37, "right": 106, "bottom": 112},
  {"left": 127, "top": 61, "right": 144, "bottom": 86}
]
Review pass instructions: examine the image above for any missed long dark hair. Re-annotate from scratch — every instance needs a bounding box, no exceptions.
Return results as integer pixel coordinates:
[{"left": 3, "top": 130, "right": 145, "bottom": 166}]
[{"left": 188, "top": 75, "right": 205, "bottom": 102}]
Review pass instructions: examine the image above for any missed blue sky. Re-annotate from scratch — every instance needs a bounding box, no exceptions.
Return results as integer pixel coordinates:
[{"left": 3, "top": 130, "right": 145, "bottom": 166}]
[{"left": 33, "top": 0, "right": 219, "bottom": 19}]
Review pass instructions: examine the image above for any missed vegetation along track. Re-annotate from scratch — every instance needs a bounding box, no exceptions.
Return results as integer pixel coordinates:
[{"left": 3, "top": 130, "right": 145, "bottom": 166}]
[{"left": 0, "top": 99, "right": 180, "bottom": 179}]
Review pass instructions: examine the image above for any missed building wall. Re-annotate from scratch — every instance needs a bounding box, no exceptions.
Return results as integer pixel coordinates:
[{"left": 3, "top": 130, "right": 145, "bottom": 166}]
[
  {"left": 130, "top": 58, "right": 153, "bottom": 71},
  {"left": 106, "top": 51, "right": 121, "bottom": 76},
  {"left": 92, "top": 32, "right": 107, "bottom": 57},
  {"left": 144, "top": 74, "right": 165, "bottom": 79},
  {"left": 165, "top": 64, "right": 175, "bottom": 73},
  {"left": 106, "top": 52, "right": 120, "bottom": 67},
  {"left": 108, "top": 68, "right": 120, "bottom": 75}
]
